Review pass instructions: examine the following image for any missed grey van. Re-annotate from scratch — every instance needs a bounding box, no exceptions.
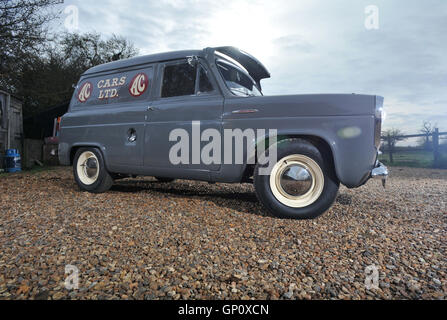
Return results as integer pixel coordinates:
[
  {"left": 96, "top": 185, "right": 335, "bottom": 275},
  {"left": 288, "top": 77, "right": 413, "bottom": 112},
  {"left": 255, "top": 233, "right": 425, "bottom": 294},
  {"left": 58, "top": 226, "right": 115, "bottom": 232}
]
[{"left": 59, "top": 46, "right": 388, "bottom": 219}]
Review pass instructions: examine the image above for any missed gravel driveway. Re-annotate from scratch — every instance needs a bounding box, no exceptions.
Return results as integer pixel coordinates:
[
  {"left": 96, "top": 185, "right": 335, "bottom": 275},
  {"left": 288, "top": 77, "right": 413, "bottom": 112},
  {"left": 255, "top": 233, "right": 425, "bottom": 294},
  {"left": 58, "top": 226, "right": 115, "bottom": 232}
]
[{"left": 0, "top": 166, "right": 445, "bottom": 300}]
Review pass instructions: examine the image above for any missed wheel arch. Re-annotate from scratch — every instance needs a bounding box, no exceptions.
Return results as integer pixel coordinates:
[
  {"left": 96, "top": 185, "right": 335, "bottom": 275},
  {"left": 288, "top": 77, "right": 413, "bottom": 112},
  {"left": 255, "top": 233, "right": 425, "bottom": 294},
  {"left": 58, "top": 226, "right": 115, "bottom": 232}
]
[
  {"left": 69, "top": 143, "right": 109, "bottom": 169},
  {"left": 243, "top": 134, "right": 339, "bottom": 181}
]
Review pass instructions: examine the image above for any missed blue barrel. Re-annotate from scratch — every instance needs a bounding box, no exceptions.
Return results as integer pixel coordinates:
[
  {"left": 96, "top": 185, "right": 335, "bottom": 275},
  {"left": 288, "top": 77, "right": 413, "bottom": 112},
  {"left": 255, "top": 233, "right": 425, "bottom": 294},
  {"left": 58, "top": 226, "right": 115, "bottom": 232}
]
[{"left": 5, "top": 149, "right": 21, "bottom": 173}]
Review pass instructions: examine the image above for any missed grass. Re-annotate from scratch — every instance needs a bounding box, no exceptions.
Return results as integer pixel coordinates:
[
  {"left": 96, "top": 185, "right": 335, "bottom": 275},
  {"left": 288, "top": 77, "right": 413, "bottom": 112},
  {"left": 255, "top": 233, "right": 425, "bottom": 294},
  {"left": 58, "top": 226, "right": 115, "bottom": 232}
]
[{"left": 379, "top": 150, "right": 447, "bottom": 168}]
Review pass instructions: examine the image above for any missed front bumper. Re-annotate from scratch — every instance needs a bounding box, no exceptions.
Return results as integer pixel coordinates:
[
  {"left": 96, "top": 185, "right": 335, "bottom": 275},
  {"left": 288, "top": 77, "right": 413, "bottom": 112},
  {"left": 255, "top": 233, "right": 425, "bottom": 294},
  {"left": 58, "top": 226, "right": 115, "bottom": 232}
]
[{"left": 371, "top": 161, "right": 389, "bottom": 187}]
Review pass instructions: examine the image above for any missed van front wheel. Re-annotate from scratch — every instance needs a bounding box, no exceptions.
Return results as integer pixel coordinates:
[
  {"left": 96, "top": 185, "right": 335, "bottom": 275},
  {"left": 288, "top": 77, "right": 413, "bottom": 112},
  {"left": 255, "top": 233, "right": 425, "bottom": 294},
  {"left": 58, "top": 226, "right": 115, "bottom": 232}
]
[
  {"left": 254, "top": 139, "right": 339, "bottom": 219},
  {"left": 73, "top": 147, "right": 114, "bottom": 193}
]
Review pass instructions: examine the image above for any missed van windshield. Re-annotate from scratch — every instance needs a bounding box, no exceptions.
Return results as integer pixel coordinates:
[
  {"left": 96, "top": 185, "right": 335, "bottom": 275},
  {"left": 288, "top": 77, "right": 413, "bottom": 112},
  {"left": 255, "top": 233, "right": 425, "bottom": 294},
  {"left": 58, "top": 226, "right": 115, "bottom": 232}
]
[{"left": 216, "top": 61, "right": 262, "bottom": 97}]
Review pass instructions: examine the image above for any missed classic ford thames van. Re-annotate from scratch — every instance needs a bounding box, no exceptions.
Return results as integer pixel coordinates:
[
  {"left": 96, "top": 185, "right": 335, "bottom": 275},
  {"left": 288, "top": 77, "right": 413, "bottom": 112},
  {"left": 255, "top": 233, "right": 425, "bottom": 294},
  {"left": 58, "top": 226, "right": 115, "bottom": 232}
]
[{"left": 59, "top": 46, "right": 387, "bottom": 219}]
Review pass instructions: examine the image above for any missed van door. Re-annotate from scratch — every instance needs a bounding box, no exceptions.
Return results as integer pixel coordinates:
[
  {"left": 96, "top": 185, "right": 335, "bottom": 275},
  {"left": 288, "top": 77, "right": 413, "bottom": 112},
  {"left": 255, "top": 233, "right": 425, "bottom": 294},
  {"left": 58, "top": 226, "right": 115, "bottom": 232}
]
[{"left": 144, "top": 59, "right": 223, "bottom": 172}]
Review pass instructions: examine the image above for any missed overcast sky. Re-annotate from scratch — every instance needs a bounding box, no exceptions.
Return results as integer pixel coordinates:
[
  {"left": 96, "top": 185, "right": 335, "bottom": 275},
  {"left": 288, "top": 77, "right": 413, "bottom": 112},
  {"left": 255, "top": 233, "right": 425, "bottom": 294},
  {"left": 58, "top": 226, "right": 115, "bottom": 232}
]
[{"left": 56, "top": 0, "right": 447, "bottom": 135}]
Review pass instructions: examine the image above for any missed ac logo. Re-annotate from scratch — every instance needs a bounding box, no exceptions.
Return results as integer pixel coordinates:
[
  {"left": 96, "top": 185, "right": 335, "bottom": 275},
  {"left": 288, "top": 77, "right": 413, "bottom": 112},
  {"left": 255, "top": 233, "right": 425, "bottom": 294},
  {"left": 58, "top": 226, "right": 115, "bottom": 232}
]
[
  {"left": 129, "top": 73, "right": 148, "bottom": 97},
  {"left": 77, "top": 82, "right": 92, "bottom": 103}
]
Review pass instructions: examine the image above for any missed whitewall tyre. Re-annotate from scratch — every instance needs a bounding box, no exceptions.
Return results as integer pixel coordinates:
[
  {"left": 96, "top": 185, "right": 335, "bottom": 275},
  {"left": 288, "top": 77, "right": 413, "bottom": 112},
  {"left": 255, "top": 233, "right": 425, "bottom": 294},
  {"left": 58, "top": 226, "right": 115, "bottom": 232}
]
[
  {"left": 73, "top": 147, "right": 114, "bottom": 193},
  {"left": 76, "top": 151, "right": 99, "bottom": 185},
  {"left": 254, "top": 139, "right": 339, "bottom": 219},
  {"left": 269, "top": 154, "right": 325, "bottom": 208}
]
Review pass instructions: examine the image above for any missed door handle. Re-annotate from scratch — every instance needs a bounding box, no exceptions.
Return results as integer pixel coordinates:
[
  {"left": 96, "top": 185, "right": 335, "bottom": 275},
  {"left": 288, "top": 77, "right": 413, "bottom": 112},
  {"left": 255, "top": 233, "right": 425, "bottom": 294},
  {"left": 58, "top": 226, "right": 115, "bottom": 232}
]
[
  {"left": 127, "top": 128, "right": 137, "bottom": 142},
  {"left": 147, "top": 106, "right": 158, "bottom": 111}
]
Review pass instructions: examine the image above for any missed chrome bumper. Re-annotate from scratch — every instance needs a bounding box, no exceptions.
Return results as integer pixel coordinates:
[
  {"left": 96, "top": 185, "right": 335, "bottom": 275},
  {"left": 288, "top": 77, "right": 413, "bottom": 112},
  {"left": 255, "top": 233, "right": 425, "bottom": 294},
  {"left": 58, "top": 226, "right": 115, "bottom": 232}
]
[{"left": 371, "top": 161, "right": 389, "bottom": 187}]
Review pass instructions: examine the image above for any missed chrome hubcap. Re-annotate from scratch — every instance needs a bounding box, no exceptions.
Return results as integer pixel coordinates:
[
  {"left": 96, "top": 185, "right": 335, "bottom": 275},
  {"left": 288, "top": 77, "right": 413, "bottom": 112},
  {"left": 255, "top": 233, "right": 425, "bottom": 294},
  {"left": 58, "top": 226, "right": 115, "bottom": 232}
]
[
  {"left": 83, "top": 157, "right": 98, "bottom": 179},
  {"left": 269, "top": 154, "right": 325, "bottom": 208},
  {"left": 279, "top": 164, "right": 313, "bottom": 197},
  {"left": 77, "top": 151, "right": 99, "bottom": 185}
]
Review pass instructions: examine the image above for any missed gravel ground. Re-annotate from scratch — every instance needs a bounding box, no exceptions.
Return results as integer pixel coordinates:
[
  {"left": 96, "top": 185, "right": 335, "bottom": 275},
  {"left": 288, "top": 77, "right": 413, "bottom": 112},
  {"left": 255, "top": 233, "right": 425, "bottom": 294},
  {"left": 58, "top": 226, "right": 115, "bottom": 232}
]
[{"left": 0, "top": 166, "right": 446, "bottom": 300}]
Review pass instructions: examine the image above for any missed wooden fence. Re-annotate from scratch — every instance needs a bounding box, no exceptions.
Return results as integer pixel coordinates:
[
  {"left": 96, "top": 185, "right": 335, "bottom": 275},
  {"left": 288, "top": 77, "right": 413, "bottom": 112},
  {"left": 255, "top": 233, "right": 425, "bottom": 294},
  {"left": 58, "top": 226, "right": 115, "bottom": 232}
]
[{"left": 381, "top": 128, "right": 447, "bottom": 168}]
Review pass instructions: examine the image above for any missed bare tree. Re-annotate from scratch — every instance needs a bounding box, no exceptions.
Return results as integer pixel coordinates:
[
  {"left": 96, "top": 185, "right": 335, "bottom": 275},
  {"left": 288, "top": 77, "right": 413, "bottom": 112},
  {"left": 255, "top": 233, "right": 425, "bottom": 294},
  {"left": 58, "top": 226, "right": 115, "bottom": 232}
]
[
  {"left": 59, "top": 32, "right": 139, "bottom": 74},
  {"left": 382, "top": 128, "right": 404, "bottom": 163},
  {"left": 0, "top": 0, "right": 61, "bottom": 91},
  {"left": 419, "top": 121, "right": 436, "bottom": 150},
  {"left": 20, "top": 32, "right": 139, "bottom": 117},
  {"left": 0, "top": 1, "right": 139, "bottom": 117}
]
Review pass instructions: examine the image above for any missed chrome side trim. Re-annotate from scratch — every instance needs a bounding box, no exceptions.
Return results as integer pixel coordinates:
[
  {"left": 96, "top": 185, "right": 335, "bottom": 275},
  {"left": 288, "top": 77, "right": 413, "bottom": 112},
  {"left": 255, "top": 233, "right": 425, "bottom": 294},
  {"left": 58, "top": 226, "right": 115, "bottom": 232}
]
[{"left": 232, "top": 109, "right": 259, "bottom": 114}]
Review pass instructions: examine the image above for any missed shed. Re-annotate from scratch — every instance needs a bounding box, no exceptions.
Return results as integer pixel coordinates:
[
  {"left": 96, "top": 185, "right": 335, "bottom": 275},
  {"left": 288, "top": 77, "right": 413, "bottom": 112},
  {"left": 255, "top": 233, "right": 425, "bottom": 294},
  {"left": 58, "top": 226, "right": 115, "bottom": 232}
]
[
  {"left": 22, "top": 101, "right": 69, "bottom": 168},
  {"left": 0, "top": 90, "right": 23, "bottom": 167},
  {"left": 23, "top": 101, "right": 69, "bottom": 139}
]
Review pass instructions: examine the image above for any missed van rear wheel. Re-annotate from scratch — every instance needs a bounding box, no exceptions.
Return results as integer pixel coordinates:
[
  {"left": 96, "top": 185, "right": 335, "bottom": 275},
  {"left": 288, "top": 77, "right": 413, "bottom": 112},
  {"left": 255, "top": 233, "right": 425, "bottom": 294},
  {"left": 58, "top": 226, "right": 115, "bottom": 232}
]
[
  {"left": 73, "top": 147, "right": 114, "bottom": 193},
  {"left": 254, "top": 139, "right": 339, "bottom": 219}
]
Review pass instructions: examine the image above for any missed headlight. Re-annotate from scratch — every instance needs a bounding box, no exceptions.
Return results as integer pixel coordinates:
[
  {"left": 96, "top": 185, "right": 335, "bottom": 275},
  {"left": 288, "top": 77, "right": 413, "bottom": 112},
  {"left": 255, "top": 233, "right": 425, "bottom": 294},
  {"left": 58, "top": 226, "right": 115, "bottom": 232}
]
[
  {"left": 375, "top": 96, "right": 384, "bottom": 119},
  {"left": 374, "top": 96, "right": 384, "bottom": 148}
]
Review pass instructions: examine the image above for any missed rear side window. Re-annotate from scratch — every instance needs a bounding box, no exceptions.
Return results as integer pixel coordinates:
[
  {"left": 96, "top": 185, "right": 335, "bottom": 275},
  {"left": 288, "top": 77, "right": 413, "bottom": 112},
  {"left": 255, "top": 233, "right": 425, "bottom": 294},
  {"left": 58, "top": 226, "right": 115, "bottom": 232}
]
[
  {"left": 162, "top": 62, "right": 196, "bottom": 98},
  {"left": 71, "top": 66, "right": 154, "bottom": 107}
]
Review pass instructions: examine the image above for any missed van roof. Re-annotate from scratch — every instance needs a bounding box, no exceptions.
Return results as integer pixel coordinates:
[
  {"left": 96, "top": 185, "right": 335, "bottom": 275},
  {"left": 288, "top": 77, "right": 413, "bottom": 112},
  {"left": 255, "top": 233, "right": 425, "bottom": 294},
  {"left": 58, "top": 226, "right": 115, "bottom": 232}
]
[
  {"left": 81, "top": 46, "right": 270, "bottom": 88},
  {"left": 83, "top": 49, "right": 203, "bottom": 76}
]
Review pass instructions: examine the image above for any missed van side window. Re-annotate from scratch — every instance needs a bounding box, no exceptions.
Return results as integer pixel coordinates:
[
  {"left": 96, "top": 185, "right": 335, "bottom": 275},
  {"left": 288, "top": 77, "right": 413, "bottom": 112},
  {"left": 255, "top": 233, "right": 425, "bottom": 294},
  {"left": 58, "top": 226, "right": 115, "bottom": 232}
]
[
  {"left": 162, "top": 62, "right": 196, "bottom": 98},
  {"left": 198, "top": 67, "right": 213, "bottom": 94}
]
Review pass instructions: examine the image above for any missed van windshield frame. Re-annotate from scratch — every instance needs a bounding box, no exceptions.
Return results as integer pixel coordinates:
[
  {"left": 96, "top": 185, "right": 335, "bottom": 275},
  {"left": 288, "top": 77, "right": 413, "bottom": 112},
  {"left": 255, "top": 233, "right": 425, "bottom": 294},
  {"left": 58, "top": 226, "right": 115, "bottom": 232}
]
[{"left": 215, "top": 58, "right": 262, "bottom": 97}]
